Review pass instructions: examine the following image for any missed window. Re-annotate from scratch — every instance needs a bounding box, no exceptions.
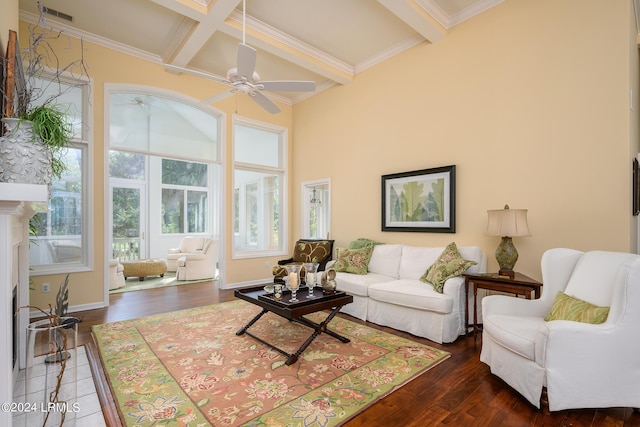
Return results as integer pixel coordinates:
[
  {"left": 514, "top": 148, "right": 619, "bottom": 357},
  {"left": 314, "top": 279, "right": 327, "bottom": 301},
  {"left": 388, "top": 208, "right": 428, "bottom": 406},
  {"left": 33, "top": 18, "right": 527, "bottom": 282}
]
[
  {"left": 29, "top": 75, "right": 91, "bottom": 273},
  {"left": 302, "top": 180, "right": 331, "bottom": 239},
  {"left": 233, "top": 117, "right": 287, "bottom": 257},
  {"left": 161, "top": 159, "right": 209, "bottom": 234},
  {"left": 107, "top": 88, "right": 222, "bottom": 264}
]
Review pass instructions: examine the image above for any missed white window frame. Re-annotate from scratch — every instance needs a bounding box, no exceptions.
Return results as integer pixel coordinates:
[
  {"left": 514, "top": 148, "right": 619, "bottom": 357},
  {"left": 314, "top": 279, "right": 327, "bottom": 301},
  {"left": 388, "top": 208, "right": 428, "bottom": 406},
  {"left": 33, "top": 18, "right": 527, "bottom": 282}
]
[
  {"left": 30, "top": 72, "right": 93, "bottom": 275},
  {"left": 301, "top": 179, "right": 331, "bottom": 239},
  {"left": 232, "top": 116, "right": 288, "bottom": 259}
]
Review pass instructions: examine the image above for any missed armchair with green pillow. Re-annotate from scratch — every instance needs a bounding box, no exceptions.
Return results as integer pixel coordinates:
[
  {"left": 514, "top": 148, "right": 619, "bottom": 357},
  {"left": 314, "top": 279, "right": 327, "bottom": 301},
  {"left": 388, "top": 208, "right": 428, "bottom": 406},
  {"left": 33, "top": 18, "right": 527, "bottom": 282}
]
[
  {"left": 481, "top": 248, "right": 640, "bottom": 412},
  {"left": 272, "top": 239, "right": 335, "bottom": 282}
]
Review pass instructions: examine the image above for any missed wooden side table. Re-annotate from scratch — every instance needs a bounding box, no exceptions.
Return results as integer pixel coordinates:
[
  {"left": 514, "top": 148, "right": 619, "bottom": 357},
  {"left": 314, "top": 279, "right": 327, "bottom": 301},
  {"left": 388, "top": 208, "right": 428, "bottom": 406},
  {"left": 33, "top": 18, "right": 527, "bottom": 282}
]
[{"left": 463, "top": 272, "right": 542, "bottom": 337}]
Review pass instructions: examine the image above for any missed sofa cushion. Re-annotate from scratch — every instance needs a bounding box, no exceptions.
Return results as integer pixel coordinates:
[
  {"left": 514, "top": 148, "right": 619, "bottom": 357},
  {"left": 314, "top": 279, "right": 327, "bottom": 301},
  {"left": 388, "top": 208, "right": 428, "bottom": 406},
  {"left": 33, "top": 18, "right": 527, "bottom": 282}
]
[
  {"left": 457, "top": 246, "right": 485, "bottom": 274},
  {"left": 544, "top": 291, "right": 610, "bottom": 324},
  {"left": 335, "top": 272, "right": 396, "bottom": 297},
  {"left": 333, "top": 246, "right": 373, "bottom": 274},
  {"left": 398, "top": 246, "right": 443, "bottom": 280},
  {"left": 349, "top": 238, "right": 383, "bottom": 249},
  {"left": 368, "top": 279, "right": 453, "bottom": 314},
  {"left": 368, "top": 244, "right": 403, "bottom": 278},
  {"left": 421, "top": 242, "right": 477, "bottom": 293}
]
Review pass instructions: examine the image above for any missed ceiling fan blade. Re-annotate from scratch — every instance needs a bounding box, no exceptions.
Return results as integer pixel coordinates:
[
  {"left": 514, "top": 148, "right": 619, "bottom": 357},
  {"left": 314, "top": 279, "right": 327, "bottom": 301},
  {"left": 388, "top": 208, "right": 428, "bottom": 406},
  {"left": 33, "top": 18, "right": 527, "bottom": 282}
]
[
  {"left": 237, "top": 43, "right": 257, "bottom": 79},
  {"left": 259, "top": 80, "right": 316, "bottom": 92},
  {"left": 202, "top": 89, "right": 235, "bottom": 105},
  {"left": 250, "top": 91, "right": 280, "bottom": 114},
  {"left": 164, "top": 64, "right": 230, "bottom": 85}
]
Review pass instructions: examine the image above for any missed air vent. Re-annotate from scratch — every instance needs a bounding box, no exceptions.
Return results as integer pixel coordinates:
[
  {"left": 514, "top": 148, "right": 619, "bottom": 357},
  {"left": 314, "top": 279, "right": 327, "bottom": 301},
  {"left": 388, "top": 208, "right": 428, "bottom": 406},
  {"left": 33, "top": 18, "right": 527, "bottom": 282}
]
[{"left": 42, "top": 6, "right": 73, "bottom": 22}]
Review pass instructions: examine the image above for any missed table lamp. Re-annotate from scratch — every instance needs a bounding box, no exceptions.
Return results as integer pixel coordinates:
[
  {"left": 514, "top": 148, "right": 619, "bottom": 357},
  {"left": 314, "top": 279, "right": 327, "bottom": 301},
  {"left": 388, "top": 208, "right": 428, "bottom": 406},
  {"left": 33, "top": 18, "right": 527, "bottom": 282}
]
[{"left": 485, "top": 204, "right": 531, "bottom": 278}]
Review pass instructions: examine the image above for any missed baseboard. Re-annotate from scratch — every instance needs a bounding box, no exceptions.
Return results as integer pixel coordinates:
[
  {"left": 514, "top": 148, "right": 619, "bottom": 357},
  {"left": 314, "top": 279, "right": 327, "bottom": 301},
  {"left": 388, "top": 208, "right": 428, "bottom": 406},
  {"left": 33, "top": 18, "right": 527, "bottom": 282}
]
[
  {"left": 222, "top": 278, "right": 274, "bottom": 290},
  {"left": 28, "top": 301, "right": 106, "bottom": 318}
]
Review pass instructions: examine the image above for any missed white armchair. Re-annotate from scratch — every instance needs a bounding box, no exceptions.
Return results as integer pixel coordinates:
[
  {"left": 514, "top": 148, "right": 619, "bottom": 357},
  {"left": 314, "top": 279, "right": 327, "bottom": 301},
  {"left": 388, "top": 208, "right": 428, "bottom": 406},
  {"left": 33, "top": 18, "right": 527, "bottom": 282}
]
[
  {"left": 108, "top": 259, "right": 125, "bottom": 290},
  {"left": 480, "top": 248, "right": 640, "bottom": 412},
  {"left": 176, "top": 238, "right": 217, "bottom": 281},
  {"left": 166, "top": 236, "right": 206, "bottom": 272}
]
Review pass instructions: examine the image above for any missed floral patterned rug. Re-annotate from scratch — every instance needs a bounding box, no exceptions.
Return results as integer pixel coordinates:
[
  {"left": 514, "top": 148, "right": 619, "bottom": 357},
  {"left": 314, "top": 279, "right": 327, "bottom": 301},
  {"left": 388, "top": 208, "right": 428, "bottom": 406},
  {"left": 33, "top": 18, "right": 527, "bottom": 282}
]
[{"left": 92, "top": 299, "right": 450, "bottom": 426}]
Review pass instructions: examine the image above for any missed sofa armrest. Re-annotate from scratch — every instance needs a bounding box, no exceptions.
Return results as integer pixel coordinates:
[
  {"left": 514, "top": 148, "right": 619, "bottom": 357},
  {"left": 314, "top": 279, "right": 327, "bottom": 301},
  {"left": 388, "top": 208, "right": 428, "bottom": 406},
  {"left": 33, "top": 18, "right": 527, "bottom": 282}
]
[
  {"left": 168, "top": 248, "right": 181, "bottom": 255},
  {"left": 278, "top": 257, "right": 294, "bottom": 265}
]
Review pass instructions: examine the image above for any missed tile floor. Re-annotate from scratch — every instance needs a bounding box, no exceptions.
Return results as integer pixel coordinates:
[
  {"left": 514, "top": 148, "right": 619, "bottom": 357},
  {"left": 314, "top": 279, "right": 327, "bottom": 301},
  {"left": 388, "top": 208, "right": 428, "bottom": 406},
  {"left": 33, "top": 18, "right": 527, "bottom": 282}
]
[{"left": 13, "top": 345, "right": 106, "bottom": 426}]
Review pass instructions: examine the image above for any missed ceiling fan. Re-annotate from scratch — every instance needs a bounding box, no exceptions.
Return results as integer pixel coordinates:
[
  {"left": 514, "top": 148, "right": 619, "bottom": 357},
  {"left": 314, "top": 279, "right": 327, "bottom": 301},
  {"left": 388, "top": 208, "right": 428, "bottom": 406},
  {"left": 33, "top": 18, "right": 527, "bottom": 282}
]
[{"left": 165, "top": 0, "right": 315, "bottom": 114}]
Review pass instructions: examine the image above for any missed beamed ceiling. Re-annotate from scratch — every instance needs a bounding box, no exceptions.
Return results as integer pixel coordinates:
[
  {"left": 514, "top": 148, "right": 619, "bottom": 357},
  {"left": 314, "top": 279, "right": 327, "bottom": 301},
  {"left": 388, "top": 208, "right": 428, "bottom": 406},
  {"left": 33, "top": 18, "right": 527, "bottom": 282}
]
[{"left": 18, "top": 0, "right": 506, "bottom": 107}]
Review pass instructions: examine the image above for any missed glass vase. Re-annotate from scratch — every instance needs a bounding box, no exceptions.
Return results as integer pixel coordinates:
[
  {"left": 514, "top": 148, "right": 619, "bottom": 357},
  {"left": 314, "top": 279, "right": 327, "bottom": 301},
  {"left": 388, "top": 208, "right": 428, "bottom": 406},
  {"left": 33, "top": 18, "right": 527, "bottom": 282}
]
[
  {"left": 285, "top": 264, "right": 301, "bottom": 302},
  {"left": 25, "top": 317, "right": 78, "bottom": 426},
  {"left": 303, "top": 262, "right": 319, "bottom": 298}
]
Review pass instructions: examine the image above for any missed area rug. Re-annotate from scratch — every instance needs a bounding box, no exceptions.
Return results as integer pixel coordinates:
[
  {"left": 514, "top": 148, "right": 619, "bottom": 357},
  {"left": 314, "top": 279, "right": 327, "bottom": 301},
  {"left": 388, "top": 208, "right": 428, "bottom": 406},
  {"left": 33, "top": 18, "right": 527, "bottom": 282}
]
[
  {"left": 92, "top": 300, "right": 450, "bottom": 426},
  {"left": 109, "top": 272, "right": 214, "bottom": 294}
]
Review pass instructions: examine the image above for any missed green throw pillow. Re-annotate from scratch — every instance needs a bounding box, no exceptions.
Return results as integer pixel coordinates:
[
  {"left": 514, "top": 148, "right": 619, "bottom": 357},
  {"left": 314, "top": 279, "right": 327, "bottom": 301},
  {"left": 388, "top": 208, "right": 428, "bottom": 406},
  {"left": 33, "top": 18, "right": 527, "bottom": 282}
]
[
  {"left": 544, "top": 291, "right": 610, "bottom": 324},
  {"left": 420, "top": 242, "right": 477, "bottom": 293},
  {"left": 348, "top": 238, "right": 383, "bottom": 250},
  {"left": 332, "top": 246, "right": 373, "bottom": 275}
]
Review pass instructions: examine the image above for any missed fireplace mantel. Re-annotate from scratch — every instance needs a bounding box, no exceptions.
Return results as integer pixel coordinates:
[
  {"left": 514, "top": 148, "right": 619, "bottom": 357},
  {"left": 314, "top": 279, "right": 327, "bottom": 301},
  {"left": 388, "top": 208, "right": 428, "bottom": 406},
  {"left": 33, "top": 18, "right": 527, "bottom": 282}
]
[{"left": 0, "top": 183, "right": 48, "bottom": 427}]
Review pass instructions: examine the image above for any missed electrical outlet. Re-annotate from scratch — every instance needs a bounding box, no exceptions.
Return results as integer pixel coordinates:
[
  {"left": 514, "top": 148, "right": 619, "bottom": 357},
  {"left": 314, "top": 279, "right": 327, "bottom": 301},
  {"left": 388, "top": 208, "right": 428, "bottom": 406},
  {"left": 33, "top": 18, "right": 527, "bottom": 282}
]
[
  {"left": 264, "top": 261, "right": 270, "bottom": 269},
  {"left": 41, "top": 283, "right": 50, "bottom": 293}
]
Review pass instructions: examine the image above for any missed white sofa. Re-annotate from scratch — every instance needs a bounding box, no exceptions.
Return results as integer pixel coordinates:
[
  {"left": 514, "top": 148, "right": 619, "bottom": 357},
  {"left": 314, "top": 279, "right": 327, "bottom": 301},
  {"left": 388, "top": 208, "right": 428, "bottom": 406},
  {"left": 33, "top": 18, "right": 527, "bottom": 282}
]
[{"left": 331, "top": 244, "right": 486, "bottom": 344}]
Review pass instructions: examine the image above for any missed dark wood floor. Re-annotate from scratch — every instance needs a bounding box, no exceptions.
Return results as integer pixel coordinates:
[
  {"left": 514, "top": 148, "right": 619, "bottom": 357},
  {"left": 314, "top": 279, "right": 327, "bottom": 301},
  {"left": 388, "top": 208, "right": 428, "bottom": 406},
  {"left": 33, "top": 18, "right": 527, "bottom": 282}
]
[{"left": 75, "top": 281, "right": 640, "bottom": 427}]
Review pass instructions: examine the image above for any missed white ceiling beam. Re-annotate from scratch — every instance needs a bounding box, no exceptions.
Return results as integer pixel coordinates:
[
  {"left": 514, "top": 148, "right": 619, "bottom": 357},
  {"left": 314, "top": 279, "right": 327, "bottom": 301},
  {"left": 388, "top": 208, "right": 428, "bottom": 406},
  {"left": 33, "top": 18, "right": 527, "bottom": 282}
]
[
  {"left": 154, "top": 0, "right": 240, "bottom": 67},
  {"left": 377, "top": 0, "right": 446, "bottom": 43},
  {"left": 220, "top": 11, "right": 353, "bottom": 85}
]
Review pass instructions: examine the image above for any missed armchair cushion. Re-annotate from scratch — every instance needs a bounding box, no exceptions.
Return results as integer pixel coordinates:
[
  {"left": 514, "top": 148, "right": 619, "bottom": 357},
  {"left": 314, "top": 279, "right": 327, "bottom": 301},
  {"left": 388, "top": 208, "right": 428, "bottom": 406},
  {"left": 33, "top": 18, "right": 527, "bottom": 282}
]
[
  {"left": 332, "top": 246, "right": 373, "bottom": 275},
  {"left": 273, "top": 239, "right": 335, "bottom": 279},
  {"left": 292, "top": 240, "right": 333, "bottom": 263},
  {"left": 544, "top": 291, "right": 610, "bottom": 324},
  {"left": 420, "top": 242, "right": 477, "bottom": 293}
]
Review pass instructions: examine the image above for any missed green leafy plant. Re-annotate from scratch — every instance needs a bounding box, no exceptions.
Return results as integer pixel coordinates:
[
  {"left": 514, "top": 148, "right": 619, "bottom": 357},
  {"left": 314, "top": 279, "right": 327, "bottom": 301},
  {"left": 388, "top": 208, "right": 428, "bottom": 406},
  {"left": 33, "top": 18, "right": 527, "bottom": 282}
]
[{"left": 26, "top": 105, "right": 73, "bottom": 180}]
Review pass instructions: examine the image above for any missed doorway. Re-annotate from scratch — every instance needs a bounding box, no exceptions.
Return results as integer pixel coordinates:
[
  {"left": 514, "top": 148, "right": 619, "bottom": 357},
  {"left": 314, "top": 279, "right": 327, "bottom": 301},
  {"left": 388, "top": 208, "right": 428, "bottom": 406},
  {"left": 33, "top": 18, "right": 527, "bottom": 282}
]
[{"left": 110, "top": 181, "right": 147, "bottom": 260}]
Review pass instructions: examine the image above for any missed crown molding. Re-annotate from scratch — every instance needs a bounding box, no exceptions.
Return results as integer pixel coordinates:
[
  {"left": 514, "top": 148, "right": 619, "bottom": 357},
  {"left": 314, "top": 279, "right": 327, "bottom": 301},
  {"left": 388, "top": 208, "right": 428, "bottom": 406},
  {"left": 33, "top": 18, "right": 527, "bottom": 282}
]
[
  {"left": 19, "top": 10, "right": 163, "bottom": 65},
  {"left": 417, "top": 0, "right": 504, "bottom": 29},
  {"left": 355, "top": 34, "right": 424, "bottom": 74}
]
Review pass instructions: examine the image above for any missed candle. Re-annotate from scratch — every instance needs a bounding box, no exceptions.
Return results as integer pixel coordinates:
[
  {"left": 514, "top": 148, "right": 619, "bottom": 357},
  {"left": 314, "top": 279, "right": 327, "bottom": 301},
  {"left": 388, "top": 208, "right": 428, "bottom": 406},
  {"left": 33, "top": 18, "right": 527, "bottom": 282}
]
[{"left": 289, "top": 272, "right": 299, "bottom": 289}]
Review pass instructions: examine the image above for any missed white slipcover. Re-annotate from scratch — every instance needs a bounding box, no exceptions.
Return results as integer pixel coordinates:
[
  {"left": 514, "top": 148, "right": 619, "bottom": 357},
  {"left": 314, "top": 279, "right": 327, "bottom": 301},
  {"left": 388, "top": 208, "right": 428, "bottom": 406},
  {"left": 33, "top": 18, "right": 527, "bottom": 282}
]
[
  {"left": 176, "top": 238, "right": 218, "bottom": 281},
  {"left": 166, "top": 236, "right": 206, "bottom": 272},
  {"left": 108, "top": 259, "right": 125, "bottom": 290},
  {"left": 480, "top": 248, "right": 640, "bottom": 411},
  {"left": 335, "top": 244, "right": 487, "bottom": 343}
]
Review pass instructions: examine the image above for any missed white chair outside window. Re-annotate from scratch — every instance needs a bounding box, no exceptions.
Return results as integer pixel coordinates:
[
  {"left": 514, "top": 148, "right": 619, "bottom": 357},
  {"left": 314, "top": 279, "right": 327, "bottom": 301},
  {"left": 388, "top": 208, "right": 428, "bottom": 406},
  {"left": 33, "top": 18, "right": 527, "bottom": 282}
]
[
  {"left": 166, "top": 236, "right": 206, "bottom": 272},
  {"left": 176, "top": 239, "right": 218, "bottom": 281}
]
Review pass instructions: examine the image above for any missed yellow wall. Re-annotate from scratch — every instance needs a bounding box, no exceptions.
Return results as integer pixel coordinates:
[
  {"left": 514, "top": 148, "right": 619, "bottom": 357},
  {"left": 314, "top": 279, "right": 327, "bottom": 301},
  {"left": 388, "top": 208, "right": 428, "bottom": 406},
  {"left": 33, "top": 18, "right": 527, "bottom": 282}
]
[
  {"left": 22, "top": 0, "right": 640, "bottom": 309},
  {"left": 292, "top": 0, "right": 639, "bottom": 281},
  {"left": 0, "top": 0, "right": 18, "bottom": 54}
]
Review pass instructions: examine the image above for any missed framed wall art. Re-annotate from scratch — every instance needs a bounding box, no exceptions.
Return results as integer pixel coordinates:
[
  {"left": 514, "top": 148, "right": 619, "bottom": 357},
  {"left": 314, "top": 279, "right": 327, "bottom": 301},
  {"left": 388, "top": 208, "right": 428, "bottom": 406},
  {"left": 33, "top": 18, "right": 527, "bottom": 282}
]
[{"left": 382, "top": 165, "right": 456, "bottom": 233}]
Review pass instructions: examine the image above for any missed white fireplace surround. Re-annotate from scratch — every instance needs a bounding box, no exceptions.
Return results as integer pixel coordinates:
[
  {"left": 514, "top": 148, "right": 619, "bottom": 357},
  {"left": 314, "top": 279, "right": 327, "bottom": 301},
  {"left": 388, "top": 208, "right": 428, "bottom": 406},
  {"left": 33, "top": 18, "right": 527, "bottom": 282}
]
[{"left": 0, "top": 183, "right": 48, "bottom": 427}]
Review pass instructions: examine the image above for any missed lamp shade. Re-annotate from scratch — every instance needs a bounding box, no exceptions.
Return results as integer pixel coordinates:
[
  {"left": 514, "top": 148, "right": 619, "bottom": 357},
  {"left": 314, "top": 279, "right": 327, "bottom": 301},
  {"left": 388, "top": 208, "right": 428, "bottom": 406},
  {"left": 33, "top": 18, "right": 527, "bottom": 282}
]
[{"left": 485, "top": 206, "right": 531, "bottom": 237}]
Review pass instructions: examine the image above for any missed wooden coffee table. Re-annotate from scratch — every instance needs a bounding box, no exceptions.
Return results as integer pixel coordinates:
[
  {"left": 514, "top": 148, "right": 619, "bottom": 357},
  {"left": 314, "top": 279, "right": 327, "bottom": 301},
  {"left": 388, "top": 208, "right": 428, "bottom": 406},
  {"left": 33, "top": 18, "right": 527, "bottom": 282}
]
[{"left": 234, "top": 286, "right": 353, "bottom": 365}]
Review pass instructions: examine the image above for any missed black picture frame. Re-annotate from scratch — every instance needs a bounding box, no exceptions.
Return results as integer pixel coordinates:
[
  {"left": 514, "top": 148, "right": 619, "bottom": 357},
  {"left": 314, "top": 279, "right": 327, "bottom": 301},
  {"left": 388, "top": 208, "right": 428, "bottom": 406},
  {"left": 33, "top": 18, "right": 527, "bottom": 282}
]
[
  {"left": 633, "top": 158, "right": 639, "bottom": 216},
  {"left": 381, "top": 165, "right": 456, "bottom": 233}
]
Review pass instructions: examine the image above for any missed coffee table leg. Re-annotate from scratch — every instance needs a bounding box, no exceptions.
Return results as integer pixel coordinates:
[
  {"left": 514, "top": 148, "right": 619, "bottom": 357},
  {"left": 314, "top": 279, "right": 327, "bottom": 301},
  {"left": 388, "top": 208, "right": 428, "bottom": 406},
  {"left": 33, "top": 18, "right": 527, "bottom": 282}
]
[
  {"left": 286, "top": 306, "right": 348, "bottom": 366},
  {"left": 236, "top": 308, "right": 268, "bottom": 336}
]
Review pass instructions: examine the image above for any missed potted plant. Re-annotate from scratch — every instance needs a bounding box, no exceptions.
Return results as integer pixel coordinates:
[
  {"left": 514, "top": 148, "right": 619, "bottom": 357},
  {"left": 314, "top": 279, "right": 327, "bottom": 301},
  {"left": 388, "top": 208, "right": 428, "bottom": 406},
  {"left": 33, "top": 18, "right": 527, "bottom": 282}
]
[{"left": 0, "top": 3, "right": 88, "bottom": 187}]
